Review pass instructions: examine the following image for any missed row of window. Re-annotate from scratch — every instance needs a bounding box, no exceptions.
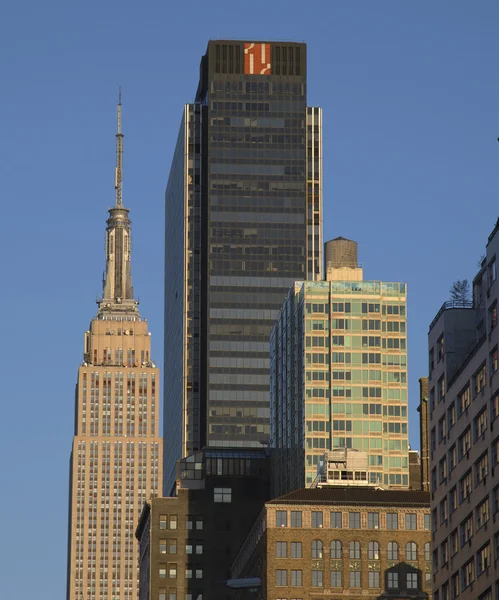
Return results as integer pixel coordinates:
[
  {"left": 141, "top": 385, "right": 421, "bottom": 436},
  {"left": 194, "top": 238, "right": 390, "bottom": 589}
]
[
  {"left": 433, "top": 498, "right": 499, "bottom": 574},
  {"left": 158, "top": 591, "right": 202, "bottom": 600},
  {"left": 275, "top": 510, "right": 429, "bottom": 530},
  {"left": 434, "top": 546, "right": 499, "bottom": 599},
  {"left": 275, "top": 540, "right": 430, "bottom": 560},
  {"left": 158, "top": 565, "right": 202, "bottom": 579},
  {"left": 275, "top": 568, "right": 422, "bottom": 590},
  {"left": 159, "top": 516, "right": 203, "bottom": 530}
]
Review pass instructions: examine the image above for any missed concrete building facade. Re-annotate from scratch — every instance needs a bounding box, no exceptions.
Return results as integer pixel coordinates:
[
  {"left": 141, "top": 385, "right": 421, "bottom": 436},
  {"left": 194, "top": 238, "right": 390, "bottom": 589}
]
[
  {"left": 66, "top": 101, "right": 162, "bottom": 600},
  {"left": 428, "top": 222, "right": 499, "bottom": 600},
  {"left": 135, "top": 448, "right": 270, "bottom": 600},
  {"left": 231, "top": 487, "right": 432, "bottom": 600},
  {"left": 270, "top": 238, "right": 409, "bottom": 495},
  {"left": 164, "top": 40, "right": 323, "bottom": 493}
]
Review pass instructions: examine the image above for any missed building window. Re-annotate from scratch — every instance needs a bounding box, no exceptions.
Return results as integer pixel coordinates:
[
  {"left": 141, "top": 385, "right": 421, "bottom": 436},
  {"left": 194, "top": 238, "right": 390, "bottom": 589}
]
[
  {"left": 349, "top": 571, "right": 361, "bottom": 588},
  {"left": 441, "top": 540, "right": 449, "bottom": 565},
  {"left": 168, "top": 591, "right": 177, "bottom": 600},
  {"left": 276, "top": 510, "right": 288, "bottom": 527},
  {"left": 489, "top": 303, "right": 497, "bottom": 332},
  {"left": 330, "top": 540, "right": 342, "bottom": 559},
  {"left": 425, "top": 542, "right": 431, "bottom": 561},
  {"left": 474, "top": 363, "right": 487, "bottom": 397},
  {"left": 407, "top": 573, "right": 418, "bottom": 589},
  {"left": 405, "top": 513, "right": 417, "bottom": 530},
  {"left": 458, "top": 428, "right": 472, "bottom": 461},
  {"left": 368, "top": 541, "right": 380, "bottom": 560},
  {"left": 461, "top": 558, "right": 474, "bottom": 590},
  {"left": 159, "top": 566, "right": 167, "bottom": 579},
  {"left": 368, "top": 512, "right": 379, "bottom": 529},
  {"left": 290, "top": 510, "right": 302, "bottom": 527},
  {"left": 424, "top": 514, "right": 431, "bottom": 530},
  {"left": 475, "top": 452, "right": 489, "bottom": 485},
  {"left": 349, "top": 512, "right": 360, "bottom": 529},
  {"left": 169, "top": 540, "right": 177, "bottom": 554},
  {"left": 476, "top": 497, "right": 490, "bottom": 529},
  {"left": 493, "top": 437, "right": 499, "bottom": 467},
  {"left": 450, "top": 529, "right": 458, "bottom": 556},
  {"left": 439, "top": 457, "right": 448, "bottom": 484},
  {"left": 276, "top": 542, "right": 287, "bottom": 558},
  {"left": 451, "top": 571, "right": 459, "bottom": 598},
  {"left": 458, "top": 385, "right": 471, "bottom": 416},
  {"left": 491, "top": 393, "right": 499, "bottom": 422},
  {"left": 185, "top": 569, "right": 192, "bottom": 579},
  {"left": 448, "top": 402, "right": 456, "bottom": 431},
  {"left": 290, "top": 541, "right": 302, "bottom": 558},
  {"left": 440, "top": 497, "right": 448, "bottom": 524},
  {"left": 169, "top": 516, "right": 177, "bottom": 530},
  {"left": 160, "top": 540, "right": 167, "bottom": 554},
  {"left": 387, "top": 542, "right": 399, "bottom": 560},
  {"left": 330, "top": 570, "right": 342, "bottom": 587},
  {"left": 349, "top": 541, "right": 360, "bottom": 559},
  {"left": 159, "top": 590, "right": 166, "bottom": 600},
  {"left": 491, "top": 346, "right": 498, "bottom": 375},
  {"left": 213, "top": 487, "right": 231, "bottom": 503},
  {"left": 330, "top": 511, "right": 342, "bottom": 528},
  {"left": 311, "top": 511, "right": 323, "bottom": 528},
  {"left": 311, "top": 570, "right": 323, "bottom": 587},
  {"left": 160, "top": 515, "right": 168, "bottom": 529},
  {"left": 429, "top": 347, "right": 434, "bottom": 374},
  {"left": 438, "top": 375, "right": 445, "bottom": 402},
  {"left": 449, "top": 486, "right": 458, "bottom": 513},
  {"left": 387, "top": 513, "right": 398, "bottom": 529},
  {"left": 290, "top": 570, "right": 302, "bottom": 586},
  {"left": 477, "top": 543, "right": 490, "bottom": 575},
  {"left": 437, "top": 335, "right": 444, "bottom": 361},
  {"left": 460, "top": 513, "right": 473, "bottom": 546},
  {"left": 311, "top": 540, "right": 323, "bottom": 559},
  {"left": 368, "top": 571, "right": 380, "bottom": 588},
  {"left": 406, "top": 542, "right": 418, "bottom": 560},
  {"left": 449, "top": 444, "right": 457, "bottom": 472},
  {"left": 275, "top": 570, "right": 287, "bottom": 586},
  {"left": 474, "top": 410, "right": 488, "bottom": 442},
  {"left": 387, "top": 572, "right": 398, "bottom": 589},
  {"left": 168, "top": 564, "right": 177, "bottom": 579}
]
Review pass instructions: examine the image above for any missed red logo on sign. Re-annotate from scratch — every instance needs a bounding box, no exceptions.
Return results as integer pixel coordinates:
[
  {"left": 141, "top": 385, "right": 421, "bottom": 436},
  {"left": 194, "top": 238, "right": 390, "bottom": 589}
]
[{"left": 244, "top": 43, "right": 271, "bottom": 75}]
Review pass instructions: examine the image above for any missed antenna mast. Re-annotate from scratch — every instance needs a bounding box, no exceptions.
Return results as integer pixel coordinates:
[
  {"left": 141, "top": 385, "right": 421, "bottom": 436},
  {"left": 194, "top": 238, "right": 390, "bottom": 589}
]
[{"left": 115, "top": 88, "right": 123, "bottom": 206}]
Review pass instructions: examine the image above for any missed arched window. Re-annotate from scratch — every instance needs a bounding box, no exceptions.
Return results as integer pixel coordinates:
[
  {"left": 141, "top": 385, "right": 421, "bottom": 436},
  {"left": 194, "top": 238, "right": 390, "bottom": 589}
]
[
  {"left": 368, "top": 541, "right": 380, "bottom": 560},
  {"left": 330, "top": 540, "right": 342, "bottom": 559},
  {"left": 312, "top": 540, "right": 323, "bottom": 559},
  {"left": 406, "top": 542, "right": 417, "bottom": 561},
  {"left": 424, "top": 542, "right": 431, "bottom": 561},
  {"left": 387, "top": 542, "right": 399, "bottom": 560},
  {"left": 349, "top": 541, "right": 361, "bottom": 559}
]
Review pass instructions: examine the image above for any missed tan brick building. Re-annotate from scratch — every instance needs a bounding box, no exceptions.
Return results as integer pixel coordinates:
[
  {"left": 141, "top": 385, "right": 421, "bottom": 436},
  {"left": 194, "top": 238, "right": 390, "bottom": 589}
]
[
  {"left": 66, "top": 100, "right": 162, "bottom": 600},
  {"left": 232, "top": 487, "right": 432, "bottom": 599}
]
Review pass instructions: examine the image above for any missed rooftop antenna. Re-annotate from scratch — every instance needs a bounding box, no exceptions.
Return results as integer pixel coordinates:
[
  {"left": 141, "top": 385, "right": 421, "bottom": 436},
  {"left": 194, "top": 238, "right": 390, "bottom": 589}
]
[{"left": 115, "top": 87, "right": 123, "bottom": 207}]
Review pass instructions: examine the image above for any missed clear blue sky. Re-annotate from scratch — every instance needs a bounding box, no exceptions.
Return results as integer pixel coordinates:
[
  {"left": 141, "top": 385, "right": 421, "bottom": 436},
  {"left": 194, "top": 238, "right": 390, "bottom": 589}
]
[{"left": 0, "top": 1, "right": 498, "bottom": 597}]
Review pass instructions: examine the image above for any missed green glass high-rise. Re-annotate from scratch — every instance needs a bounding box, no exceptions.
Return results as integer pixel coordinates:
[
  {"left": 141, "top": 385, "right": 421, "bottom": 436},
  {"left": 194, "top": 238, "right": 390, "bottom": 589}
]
[{"left": 270, "top": 238, "right": 409, "bottom": 496}]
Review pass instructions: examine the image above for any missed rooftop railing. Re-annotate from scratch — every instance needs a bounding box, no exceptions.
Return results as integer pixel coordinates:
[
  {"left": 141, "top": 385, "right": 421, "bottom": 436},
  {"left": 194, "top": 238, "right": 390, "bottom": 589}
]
[{"left": 429, "top": 300, "right": 473, "bottom": 333}]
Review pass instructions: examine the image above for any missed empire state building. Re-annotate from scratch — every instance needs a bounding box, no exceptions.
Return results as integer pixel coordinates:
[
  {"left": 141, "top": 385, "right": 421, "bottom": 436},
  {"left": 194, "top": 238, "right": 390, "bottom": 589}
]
[{"left": 67, "top": 98, "right": 162, "bottom": 600}]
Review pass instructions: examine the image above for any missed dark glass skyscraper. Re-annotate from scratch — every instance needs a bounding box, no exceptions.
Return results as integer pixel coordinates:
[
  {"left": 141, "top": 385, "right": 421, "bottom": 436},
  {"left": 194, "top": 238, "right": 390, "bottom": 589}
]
[{"left": 164, "top": 41, "right": 322, "bottom": 492}]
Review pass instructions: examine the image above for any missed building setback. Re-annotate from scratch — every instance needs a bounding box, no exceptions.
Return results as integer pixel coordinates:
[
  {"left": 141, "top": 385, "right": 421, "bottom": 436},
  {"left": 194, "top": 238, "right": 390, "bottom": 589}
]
[
  {"left": 271, "top": 238, "right": 409, "bottom": 496},
  {"left": 164, "top": 40, "right": 323, "bottom": 493},
  {"left": 66, "top": 100, "right": 162, "bottom": 600},
  {"left": 231, "top": 487, "right": 432, "bottom": 599},
  {"left": 428, "top": 222, "right": 499, "bottom": 600},
  {"left": 135, "top": 448, "right": 270, "bottom": 600}
]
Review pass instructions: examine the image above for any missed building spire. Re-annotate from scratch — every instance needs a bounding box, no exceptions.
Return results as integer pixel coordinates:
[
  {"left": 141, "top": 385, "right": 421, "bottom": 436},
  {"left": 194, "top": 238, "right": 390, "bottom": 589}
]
[
  {"left": 115, "top": 87, "right": 124, "bottom": 207},
  {"left": 97, "top": 92, "right": 138, "bottom": 317}
]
